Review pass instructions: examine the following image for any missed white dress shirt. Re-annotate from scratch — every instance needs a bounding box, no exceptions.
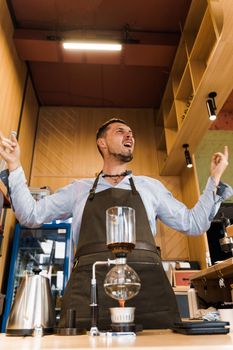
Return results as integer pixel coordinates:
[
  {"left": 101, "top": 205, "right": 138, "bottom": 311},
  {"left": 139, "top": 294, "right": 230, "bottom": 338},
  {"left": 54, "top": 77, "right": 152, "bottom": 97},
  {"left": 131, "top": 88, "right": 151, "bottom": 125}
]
[{"left": 9, "top": 167, "right": 233, "bottom": 247}]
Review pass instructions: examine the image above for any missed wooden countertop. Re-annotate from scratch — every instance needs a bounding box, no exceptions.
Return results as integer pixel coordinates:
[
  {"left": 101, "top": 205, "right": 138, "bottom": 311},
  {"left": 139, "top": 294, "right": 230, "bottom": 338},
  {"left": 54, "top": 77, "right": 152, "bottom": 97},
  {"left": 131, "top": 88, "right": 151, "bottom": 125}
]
[{"left": 1, "top": 330, "right": 233, "bottom": 350}]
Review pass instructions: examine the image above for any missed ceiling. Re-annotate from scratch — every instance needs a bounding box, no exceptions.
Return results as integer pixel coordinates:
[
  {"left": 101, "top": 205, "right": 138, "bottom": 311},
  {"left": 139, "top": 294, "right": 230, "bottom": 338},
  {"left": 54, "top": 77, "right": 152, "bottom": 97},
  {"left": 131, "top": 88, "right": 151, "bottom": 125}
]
[{"left": 7, "top": 0, "right": 194, "bottom": 109}]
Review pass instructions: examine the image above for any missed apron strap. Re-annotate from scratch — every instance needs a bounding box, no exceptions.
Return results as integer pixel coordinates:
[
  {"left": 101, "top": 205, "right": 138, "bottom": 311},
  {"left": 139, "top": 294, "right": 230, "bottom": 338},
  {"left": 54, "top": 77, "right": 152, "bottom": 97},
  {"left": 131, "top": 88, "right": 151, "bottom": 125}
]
[
  {"left": 88, "top": 172, "right": 102, "bottom": 200},
  {"left": 88, "top": 172, "right": 137, "bottom": 200},
  {"left": 129, "top": 177, "right": 138, "bottom": 195}
]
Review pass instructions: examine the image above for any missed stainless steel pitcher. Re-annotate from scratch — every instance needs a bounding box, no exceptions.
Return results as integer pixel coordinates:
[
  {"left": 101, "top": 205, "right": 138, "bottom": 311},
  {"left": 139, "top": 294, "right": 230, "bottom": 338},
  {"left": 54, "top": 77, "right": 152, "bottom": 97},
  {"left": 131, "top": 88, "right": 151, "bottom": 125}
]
[{"left": 6, "top": 268, "right": 56, "bottom": 336}]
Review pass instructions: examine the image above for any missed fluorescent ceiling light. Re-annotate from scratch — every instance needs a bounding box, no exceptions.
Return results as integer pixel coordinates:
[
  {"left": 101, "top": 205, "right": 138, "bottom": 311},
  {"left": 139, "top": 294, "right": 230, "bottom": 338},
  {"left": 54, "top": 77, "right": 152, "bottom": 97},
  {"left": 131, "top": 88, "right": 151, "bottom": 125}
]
[{"left": 63, "top": 42, "right": 122, "bottom": 51}]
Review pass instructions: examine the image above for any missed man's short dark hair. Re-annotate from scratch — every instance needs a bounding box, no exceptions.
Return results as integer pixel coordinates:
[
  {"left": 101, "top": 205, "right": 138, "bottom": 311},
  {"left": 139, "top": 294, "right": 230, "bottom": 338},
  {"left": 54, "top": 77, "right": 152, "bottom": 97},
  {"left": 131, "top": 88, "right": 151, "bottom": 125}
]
[{"left": 96, "top": 118, "right": 128, "bottom": 140}]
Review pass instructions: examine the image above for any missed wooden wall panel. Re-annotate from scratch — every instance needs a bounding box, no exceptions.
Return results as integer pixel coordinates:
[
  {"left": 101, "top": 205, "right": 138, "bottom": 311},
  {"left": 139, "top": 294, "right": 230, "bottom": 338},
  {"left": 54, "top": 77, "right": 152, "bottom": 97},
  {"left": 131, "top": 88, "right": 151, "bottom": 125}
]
[
  {"left": 30, "top": 107, "right": 159, "bottom": 188},
  {"left": 155, "top": 176, "right": 190, "bottom": 260},
  {"left": 0, "top": 1, "right": 39, "bottom": 290},
  {"left": 180, "top": 156, "right": 209, "bottom": 268},
  {"left": 0, "top": 77, "right": 38, "bottom": 290},
  {"left": 30, "top": 106, "right": 189, "bottom": 260},
  {"left": 0, "top": 0, "right": 26, "bottom": 135},
  {"left": 0, "top": 0, "right": 26, "bottom": 290},
  {"left": 17, "top": 78, "right": 39, "bottom": 181}
]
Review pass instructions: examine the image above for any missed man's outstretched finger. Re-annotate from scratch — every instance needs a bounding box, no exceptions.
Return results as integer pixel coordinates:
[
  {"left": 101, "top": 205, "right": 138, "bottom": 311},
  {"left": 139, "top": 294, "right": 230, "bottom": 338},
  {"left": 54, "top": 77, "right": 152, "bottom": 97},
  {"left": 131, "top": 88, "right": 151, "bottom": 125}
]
[{"left": 224, "top": 145, "right": 228, "bottom": 159}]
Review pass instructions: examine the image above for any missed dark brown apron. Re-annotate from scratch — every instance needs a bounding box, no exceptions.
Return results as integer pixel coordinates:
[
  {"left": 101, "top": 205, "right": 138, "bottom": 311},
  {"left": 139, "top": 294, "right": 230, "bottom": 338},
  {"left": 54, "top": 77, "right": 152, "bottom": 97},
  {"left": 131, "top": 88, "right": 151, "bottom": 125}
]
[{"left": 59, "top": 174, "right": 181, "bottom": 330}]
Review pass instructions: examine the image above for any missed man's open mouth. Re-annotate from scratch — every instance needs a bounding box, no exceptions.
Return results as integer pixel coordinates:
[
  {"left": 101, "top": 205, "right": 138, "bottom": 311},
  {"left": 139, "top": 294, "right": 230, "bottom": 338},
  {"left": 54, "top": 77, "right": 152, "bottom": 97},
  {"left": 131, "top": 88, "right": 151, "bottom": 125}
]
[{"left": 123, "top": 141, "right": 132, "bottom": 148}]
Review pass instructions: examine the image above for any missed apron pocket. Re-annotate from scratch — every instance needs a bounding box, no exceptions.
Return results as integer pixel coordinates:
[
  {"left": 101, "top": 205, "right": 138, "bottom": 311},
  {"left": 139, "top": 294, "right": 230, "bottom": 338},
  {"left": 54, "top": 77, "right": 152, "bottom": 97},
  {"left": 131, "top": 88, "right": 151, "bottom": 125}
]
[{"left": 128, "top": 260, "right": 172, "bottom": 313}]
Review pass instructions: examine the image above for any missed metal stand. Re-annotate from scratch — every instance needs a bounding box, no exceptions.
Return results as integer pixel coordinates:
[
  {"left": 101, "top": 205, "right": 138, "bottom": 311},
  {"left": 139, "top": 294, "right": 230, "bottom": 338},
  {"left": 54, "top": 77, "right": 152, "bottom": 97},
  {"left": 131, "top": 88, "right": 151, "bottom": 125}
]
[{"left": 89, "top": 258, "right": 124, "bottom": 336}]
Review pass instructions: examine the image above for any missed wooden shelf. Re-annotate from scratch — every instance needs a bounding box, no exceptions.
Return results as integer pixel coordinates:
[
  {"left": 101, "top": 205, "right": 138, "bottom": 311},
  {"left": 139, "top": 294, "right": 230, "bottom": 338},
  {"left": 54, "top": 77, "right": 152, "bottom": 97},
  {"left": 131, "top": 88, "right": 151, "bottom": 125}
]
[
  {"left": 183, "top": 0, "right": 208, "bottom": 55},
  {"left": 155, "top": 126, "right": 166, "bottom": 152},
  {"left": 155, "top": 124, "right": 167, "bottom": 172},
  {"left": 189, "top": 60, "right": 206, "bottom": 92},
  {"left": 164, "top": 102, "right": 177, "bottom": 129},
  {"left": 155, "top": 108, "right": 164, "bottom": 127},
  {"left": 157, "top": 149, "right": 168, "bottom": 173},
  {"left": 175, "top": 64, "right": 194, "bottom": 129},
  {"left": 190, "top": 257, "right": 233, "bottom": 304},
  {"left": 165, "top": 128, "right": 177, "bottom": 154},
  {"left": 175, "top": 63, "right": 193, "bottom": 101},
  {"left": 190, "top": 258, "right": 233, "bottom": 281},
  {"left": 0, "top": 181, "right": 10, "bottom": 208},
  {"left": 155, "top": 0, "right": 233, "bottom": 175},
  {"left": 161, "top": 76, "right": 175, "bottom": 120},
  {"left": 174, "top": 98, "right": 193, "bottom": 130},
  {"left": 172, "top": 38, "right": 188, "bottom": 96},
  {"left": 189, "top": 7, "right": 218, "bottom": 63}
]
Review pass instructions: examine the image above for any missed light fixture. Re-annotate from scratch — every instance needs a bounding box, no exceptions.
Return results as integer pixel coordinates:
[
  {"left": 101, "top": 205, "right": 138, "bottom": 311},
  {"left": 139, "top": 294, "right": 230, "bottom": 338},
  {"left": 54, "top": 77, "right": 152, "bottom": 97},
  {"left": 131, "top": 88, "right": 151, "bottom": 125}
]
[
  {"left": 122, "top": 24, "right": 140, "bottom": 44},
  {"left": 206, "top": 92, "right": 217, "bottom": 121},
  {"left": 62, "top": 41, "right": 122, "bottom": 51},
  {"left": 182, "top": 144, "right": 193, "bottom": 168}
]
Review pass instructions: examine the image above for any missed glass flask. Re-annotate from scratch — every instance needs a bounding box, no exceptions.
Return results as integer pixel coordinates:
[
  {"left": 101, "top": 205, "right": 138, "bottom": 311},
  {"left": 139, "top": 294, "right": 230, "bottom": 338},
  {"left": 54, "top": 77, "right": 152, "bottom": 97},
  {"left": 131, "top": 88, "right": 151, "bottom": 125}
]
[{"left": 104, "top": 262, "right": 141, "bottom": 305}]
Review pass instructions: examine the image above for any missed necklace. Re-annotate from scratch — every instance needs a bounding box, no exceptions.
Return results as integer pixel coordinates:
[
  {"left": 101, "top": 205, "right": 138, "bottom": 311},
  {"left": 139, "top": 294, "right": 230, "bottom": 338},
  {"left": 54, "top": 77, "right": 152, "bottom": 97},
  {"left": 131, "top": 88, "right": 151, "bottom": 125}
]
[
  {"left": 101, "top": 170, "right": 132, "bottom": 184},
  {"left": 102, "top": 170, "right": 131, "bottom": 178}
]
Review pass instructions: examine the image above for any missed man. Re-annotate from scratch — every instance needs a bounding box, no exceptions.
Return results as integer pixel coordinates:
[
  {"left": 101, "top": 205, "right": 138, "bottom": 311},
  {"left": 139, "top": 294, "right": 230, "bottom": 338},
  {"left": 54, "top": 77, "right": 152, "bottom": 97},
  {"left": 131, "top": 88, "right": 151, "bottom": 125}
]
[{"left": 0, "top": 119, "right": 232, "bottom": 330}]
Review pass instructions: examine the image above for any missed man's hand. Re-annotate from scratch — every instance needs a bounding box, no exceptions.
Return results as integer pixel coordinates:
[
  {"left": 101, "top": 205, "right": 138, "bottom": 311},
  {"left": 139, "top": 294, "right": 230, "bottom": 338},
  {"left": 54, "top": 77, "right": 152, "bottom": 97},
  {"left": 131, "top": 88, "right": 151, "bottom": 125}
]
[
  {"left": 210, "top": 145, "right": 229, "bottom": 186},
  {"left": 0, "top": 131, "right": 21, "bottom": 172}
]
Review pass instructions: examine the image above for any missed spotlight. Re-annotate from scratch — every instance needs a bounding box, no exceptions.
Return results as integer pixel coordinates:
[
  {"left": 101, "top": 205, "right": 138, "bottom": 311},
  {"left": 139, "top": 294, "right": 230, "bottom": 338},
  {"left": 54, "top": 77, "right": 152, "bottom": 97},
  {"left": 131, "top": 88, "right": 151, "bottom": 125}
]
[
  {"left": 206, "top": 92, "right": 217, "bottom": 121},
  {"left": 182, "top": 144, "right": 193, "bottom": 168}
]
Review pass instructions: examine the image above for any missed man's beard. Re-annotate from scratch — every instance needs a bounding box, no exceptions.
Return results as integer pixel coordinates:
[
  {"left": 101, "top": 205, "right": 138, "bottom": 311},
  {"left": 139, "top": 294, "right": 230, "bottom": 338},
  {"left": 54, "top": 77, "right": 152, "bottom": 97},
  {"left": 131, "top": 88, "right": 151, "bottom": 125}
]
[{"left": 112, "top": 152, "right": 133, "bottom": 163}]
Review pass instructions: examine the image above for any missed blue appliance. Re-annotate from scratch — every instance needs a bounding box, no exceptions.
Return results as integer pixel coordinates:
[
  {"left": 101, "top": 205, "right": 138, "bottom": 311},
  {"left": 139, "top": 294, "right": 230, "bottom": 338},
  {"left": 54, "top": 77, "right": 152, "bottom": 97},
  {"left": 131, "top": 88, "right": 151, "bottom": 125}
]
[{"left": 1, "top": 221, "right": 72, "bottom": 332}]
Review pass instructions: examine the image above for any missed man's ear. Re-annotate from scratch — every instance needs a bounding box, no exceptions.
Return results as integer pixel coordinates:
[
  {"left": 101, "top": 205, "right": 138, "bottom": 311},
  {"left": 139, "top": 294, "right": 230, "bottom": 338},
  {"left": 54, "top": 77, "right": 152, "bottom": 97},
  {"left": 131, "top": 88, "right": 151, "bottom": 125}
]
[{"left": 97, "top": 137, "right": 107, "bottom": 150}]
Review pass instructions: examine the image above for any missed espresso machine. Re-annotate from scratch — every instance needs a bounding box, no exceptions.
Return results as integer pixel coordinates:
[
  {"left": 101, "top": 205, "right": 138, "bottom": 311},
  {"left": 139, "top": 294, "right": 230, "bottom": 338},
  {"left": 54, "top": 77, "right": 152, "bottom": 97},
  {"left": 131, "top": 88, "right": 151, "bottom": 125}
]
[
  {"left": 90, "top": 206, "right": 141, "bottom": 336},
  {"left": 219, "top": 215, "right": 233, "bottom": 255}
]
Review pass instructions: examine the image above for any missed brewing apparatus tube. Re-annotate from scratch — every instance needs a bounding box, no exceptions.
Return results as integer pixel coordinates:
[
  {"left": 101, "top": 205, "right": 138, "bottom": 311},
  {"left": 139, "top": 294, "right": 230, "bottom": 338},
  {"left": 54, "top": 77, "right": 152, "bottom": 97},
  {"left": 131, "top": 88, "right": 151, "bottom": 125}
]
[{"left": 90, "top": 259, "right": 117, "bottom": 336}]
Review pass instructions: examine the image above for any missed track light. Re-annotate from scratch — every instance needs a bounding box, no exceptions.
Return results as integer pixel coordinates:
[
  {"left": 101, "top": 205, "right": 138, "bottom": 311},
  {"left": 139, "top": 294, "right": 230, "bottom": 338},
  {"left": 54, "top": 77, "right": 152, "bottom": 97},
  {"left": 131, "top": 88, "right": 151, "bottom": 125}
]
[
  {"left": 182, "top": 144, "right": 193, "bottom": 168},
  {"left": 206, "top": 92, "right": 217, "bottom": 121}
]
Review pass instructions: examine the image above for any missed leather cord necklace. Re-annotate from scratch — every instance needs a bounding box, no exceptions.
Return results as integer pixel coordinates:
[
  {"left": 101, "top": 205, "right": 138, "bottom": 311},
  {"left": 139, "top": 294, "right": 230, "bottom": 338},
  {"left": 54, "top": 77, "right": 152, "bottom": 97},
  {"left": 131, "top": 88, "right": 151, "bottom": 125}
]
[
  {"left": 102, "top": 170, "right": 131, "bottom": 178},
  {"left": 101, "top": 170, "right": 132, "bottom": 184}
]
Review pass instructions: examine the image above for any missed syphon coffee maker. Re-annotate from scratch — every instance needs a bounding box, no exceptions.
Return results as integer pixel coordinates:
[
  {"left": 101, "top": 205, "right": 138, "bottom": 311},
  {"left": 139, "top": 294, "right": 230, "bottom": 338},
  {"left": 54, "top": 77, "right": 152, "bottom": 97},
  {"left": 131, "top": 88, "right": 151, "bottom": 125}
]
[{"left": 90, "top": 206, "right": 141, "bottom": 335}]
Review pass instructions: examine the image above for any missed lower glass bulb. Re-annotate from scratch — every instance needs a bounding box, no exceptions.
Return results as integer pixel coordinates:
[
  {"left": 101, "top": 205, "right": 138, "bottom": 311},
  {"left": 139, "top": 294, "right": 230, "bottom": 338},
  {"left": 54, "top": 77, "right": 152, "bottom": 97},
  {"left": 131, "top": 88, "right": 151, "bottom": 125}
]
[{"left": 104, "top": 263, "right": 141, "bottom": 304}]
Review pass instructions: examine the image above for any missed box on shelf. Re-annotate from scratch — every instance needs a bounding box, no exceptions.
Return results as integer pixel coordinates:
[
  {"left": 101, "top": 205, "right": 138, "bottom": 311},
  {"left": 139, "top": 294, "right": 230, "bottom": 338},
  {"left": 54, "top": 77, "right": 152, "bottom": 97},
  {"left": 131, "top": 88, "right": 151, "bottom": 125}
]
[{"left": 173, "top": 270, "right": 199, "bottom": 287}]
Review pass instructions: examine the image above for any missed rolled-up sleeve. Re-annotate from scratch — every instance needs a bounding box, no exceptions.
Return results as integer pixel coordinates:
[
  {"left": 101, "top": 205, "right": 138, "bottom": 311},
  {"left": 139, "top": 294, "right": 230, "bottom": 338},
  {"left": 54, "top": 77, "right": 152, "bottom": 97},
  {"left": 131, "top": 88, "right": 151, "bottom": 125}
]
[
  {"left": 9, "top": 167, "right": 74, "bottom": 227},
  {"left": 156, "top": 176, "right": 233, "bottom": 236}
]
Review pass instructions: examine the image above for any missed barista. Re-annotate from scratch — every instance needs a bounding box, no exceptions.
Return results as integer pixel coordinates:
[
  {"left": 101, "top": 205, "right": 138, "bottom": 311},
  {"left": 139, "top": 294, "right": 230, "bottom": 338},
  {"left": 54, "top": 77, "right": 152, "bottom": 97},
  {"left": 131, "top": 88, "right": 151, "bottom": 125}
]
[{"left": 0, "top": 119, "right": 232, "bottom": 330}]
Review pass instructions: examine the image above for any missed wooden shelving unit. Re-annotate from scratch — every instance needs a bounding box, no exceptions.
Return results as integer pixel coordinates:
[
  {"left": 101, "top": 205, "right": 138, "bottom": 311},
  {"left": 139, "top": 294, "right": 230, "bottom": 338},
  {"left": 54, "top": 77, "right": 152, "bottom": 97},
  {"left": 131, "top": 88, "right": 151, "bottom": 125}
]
[
  {"left": 155, "top": 0, "right": 233, "bottom": 175},
  {"left": 0, "top": 183, "right": 10, "bottom": 257},
  {"left": 0, "top": 182, "right": 10, "bottom": 209},
  {"left": 189, "top": 257, "right": 233, "bottom": 304},
  {"left": 190, "top": 258, "right": 233, "bottom": 281}
]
